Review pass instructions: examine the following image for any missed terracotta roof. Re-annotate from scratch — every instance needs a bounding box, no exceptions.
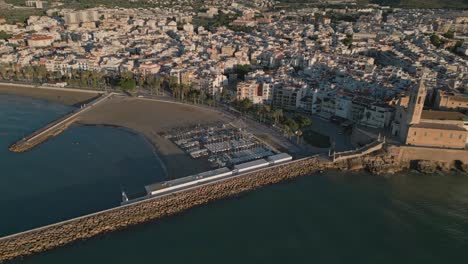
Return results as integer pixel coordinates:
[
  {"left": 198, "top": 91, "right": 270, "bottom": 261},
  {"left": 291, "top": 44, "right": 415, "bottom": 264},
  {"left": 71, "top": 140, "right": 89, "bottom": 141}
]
[
  {"left": 421, "top": 110, "right": 467, "bottom": 121},
  {"left": 30, "top": 35, "right": 53, "bottom": 41},
  {"left": 412, "top": 122, "right": 466, "bottom": 132}
]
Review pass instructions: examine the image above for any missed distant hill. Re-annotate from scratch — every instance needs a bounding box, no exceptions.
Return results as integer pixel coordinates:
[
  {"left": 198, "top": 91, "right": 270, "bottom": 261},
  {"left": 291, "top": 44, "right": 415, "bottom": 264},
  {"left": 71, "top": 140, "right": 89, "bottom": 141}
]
[
  {"left": 278, "top": 0, "right": 468, "bottom": 9},
  {"left": 369, "top": 0, "right": 468, "bottom": 9}
]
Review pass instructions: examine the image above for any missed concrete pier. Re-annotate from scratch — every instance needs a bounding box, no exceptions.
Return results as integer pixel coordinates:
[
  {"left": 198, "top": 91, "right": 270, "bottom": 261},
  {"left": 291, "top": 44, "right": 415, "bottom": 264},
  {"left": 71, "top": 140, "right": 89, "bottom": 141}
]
[{"left": 9, "top": 93, "right": 112, "bottom": 153}]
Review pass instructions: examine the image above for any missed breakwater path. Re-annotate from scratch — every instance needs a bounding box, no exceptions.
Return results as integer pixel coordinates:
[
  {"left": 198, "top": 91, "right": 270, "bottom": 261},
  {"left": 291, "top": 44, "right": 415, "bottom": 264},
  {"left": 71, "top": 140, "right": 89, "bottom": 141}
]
[
  {"left": 0, "top": 148, "right": 403, "bottom": 263},
  {"left": 9, "top": 93, "right": 112, "bottom": 153}
]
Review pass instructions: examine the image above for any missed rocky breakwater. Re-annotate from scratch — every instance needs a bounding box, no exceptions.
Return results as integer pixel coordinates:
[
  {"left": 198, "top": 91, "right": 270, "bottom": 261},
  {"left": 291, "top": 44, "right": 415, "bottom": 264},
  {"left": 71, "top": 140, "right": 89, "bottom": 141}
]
[
  {"left": 0, "top": 151, "right": 403, "bottom": 262},
  {"left": 9, "top": 117, "right": 76, "bottom": 153}
]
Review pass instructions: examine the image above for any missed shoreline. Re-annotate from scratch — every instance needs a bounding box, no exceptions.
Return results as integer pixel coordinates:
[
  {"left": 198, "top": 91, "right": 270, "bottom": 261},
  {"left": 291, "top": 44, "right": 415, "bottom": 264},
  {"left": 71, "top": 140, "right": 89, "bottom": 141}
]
[
  {"left": 0, "top": 83, "right": 101, "bottom": 106},
  {"left": 77, "top": 96, "right": 234, "bottom": 179},
  {"left": 0, "top": 85, "right": 225, "bottom": 178},
  {"left": 76, "top": 123, "right": 169, "bottom": 180}
]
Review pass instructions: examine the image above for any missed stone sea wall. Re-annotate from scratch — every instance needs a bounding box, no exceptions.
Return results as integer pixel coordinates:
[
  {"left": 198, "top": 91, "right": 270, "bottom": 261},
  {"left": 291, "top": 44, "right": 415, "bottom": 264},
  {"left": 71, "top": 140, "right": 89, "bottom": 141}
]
[{"left": 0, "top": 147, "right": 434, "bottom": 262}]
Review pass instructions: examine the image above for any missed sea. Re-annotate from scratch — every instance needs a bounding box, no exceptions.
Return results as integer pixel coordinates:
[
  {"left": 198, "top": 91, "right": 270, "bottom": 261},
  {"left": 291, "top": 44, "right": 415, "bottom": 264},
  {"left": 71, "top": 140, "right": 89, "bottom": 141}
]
[{"left": 1, "top": 94, "right": 468, "bottom": 264}]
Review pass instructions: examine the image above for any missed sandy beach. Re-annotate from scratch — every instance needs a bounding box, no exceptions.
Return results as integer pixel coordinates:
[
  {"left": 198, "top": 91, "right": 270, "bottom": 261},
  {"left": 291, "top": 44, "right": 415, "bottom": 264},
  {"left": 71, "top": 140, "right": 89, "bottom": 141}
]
[
  {"left": 78, "top": 96, "right": 234, "bottom": 178},
  {"left": 1, "top": 83, "right": 286, "bottom": 179},
  {"left": 0, "top": 83, "right": 100, "bottom": 106}
]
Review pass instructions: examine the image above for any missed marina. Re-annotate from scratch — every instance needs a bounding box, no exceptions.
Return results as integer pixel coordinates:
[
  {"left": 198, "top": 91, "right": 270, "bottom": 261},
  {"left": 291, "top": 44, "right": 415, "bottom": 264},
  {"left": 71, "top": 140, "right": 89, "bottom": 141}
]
[{"left": 164, "top": 123, "right": 277, "bottom": 168}]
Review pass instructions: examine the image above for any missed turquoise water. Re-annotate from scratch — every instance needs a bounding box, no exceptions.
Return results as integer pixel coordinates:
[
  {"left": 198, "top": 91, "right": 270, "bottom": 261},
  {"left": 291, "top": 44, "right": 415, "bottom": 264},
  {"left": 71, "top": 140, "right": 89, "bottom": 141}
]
[{"left": 2, "top": 94, "right": 468, "bottom": 264}]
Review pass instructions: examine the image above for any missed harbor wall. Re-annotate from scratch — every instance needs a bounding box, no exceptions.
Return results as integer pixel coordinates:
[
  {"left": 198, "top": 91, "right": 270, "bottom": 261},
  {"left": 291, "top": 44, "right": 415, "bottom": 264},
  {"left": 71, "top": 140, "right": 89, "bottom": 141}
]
[
  {"left": 0, "top": 157, "right": 333, "bottom": 262},
  {"left": 0, "top": 144, "right": 465, "bottom": 262}
]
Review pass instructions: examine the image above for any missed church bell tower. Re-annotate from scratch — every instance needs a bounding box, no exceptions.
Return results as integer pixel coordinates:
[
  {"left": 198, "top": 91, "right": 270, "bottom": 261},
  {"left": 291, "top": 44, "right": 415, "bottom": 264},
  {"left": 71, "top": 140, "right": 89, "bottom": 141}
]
[{"left": 406, "top": 79, "right": 426, "bottom": 125}]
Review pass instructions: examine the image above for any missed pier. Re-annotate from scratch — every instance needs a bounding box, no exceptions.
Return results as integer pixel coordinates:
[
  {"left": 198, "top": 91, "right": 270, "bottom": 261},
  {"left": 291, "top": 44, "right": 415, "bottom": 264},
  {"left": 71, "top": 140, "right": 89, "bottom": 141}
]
[
  {"left": 9, "top": 93, "right": 113, "bottom": 153},
  {"left": 0, "top": 142, "right": 402, "bottom": 263}
]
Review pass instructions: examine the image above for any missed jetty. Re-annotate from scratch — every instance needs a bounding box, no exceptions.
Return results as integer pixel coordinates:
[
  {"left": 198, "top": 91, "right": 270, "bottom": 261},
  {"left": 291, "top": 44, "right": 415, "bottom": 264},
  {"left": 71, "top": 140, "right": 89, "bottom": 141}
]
[
  {"left": 9, "top": 92, "right": 113, "bottom": 153},
  {"left": 1, "top": 139, "right": 467, "bottom": 262},
  {"left": 0, "top": 141, "right": 402, "bottom": 263}
]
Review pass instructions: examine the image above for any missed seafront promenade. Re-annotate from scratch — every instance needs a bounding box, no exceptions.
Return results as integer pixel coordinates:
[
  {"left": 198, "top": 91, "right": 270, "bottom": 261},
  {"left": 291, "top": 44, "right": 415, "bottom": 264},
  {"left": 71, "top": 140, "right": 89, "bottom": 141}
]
[{"left": 8, "top": 92, "right": 111, "bottom": 152}]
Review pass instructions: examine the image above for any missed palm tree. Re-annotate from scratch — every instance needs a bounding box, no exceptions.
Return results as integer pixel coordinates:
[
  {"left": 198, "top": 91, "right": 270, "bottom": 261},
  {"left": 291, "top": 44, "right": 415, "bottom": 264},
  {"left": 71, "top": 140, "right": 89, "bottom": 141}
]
[
  {"left": 272, "top": 109, "right": 283, "bottom": 125},
  {"left": 23, "top": 66, "right": 34, "bottom": 81},
  {"left": 0, "top": 65, "right": 8, "bottom": 80},
  {"left": 260, "top": 104, "right": 271, "bottom": 123},
  {"left": 180, "top": 83, "right": 191, "bottom": 101}
]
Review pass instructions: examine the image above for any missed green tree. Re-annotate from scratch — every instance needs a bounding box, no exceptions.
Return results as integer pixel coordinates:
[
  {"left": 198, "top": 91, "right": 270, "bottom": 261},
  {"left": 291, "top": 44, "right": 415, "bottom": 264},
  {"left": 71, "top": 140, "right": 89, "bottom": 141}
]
[
  {"left": 430, "top": 34, "right": 444, "bottom": 48},
  {"left": 236, "top": 64, "right": 252, "bottom": 81},
  {"left": 119, "top": 78, "right": 136, "bottom": 90},
  {"left": 0, "top": 31, "right": 12, "bottom": 40},
  {"left": 239, "top": 98, "right": 253, "bottom": 113},
  {"left": 443, "top": 31, "right": 454, "bottom": 39},
  {"left": 272, "top": 109, "right": 283, "bottom": 125},
  {"left": 342, "top": 34, "right": 353, "bottom": 46},
  {"left": 294, "top": 114, "right": 312, "bottom": 128},
  {"left": 284, "top": 118, "right": 299, "bottom": 132}
]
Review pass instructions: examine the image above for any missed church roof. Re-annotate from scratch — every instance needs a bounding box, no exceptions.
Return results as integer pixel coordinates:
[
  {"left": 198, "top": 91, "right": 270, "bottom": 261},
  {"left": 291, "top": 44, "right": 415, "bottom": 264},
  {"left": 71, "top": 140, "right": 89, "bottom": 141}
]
[{"left": 421, "top": 110, "right": 467, "bottom": 121}]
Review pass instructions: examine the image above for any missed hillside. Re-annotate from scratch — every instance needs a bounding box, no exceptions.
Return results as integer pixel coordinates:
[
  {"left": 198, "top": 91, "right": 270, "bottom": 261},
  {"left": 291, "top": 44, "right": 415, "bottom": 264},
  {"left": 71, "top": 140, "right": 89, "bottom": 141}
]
[{"left": 279, "top": 0, "right": 468, "bottom": 9}]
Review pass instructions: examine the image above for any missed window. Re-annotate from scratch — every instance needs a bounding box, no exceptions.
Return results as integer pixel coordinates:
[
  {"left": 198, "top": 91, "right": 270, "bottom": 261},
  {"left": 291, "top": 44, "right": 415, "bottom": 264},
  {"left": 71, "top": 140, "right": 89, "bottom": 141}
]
[
  {"left": 440, "top": 133, "right": 443, "bottom": 138},
  {"left": 450, "top": 134, "right": 453, "bottom": 139},
  {"left": 459, "top": 135, "right": 463, "bottom": 140},
  {"left": 424, "top": 132, "right": 427, "bottom": 136},
  {"left": 414, "top": 131, "right": 417, "bottom": 136},
  {"left": 418, "top": 97, "right": 422, "bottom": 104}
]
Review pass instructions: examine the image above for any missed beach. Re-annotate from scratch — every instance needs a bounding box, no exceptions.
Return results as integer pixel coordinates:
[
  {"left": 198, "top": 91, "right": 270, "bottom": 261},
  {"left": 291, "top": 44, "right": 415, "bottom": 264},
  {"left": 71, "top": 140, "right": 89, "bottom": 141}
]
[
  {"left": 0, "top": 83, "right": 279, "bottom": 178},
  {"left": 77, "top": 97, "right": 233, "bottom": 178},
  {"left": 0, "top": 83, "right": 100, "bottom": 106}
]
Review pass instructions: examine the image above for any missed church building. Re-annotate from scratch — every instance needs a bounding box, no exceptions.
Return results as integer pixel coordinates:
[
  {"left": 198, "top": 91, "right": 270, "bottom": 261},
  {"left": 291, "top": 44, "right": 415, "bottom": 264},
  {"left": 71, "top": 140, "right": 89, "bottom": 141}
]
[{"left": 391, "top": 80, "right": 468, "bottom": 149}]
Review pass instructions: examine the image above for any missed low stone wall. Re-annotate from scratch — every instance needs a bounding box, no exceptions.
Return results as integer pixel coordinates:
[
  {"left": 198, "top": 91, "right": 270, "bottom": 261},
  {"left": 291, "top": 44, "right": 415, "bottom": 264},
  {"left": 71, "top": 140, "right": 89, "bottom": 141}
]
[{"left": 332, "top": 140, "right": 384, "bottom": 162}]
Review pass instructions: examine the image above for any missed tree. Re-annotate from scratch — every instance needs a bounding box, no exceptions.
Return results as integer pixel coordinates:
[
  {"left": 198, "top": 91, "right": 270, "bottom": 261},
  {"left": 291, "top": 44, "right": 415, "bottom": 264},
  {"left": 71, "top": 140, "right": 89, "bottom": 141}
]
[
  {"left": 119, "top": 78, "right": 136, "bottom": 91},
  {"left": 430, "top": 34, "right": 444, "bottom": 48},
  {"left": 443, "top": 31, "right": 454, "bottom": 39},
  {"left": 294, "top": 114, "right": 312, "bottom": 128},
  {"left": 284, "top": 118, "right": 299, "bottom": 133},
  {"left": 188, "top": 89, "right": 201, "bottom": 104},
  {"left": 258, "top": 104, "right": 271, "bottom": 122},
  {"left": 0, "top": 31, "right": 12, "bottom": 40},
  {"left": 342, "top": 34, "right": 353, "bottom": 46},
  {"left": 148, "top": 77, "right": 161, "bottom": 95},
  {"left": 179, "top": 83, "right": 190, "bottom": 101},
  {"left": 236, "top": 64, "right": 252, "bottom": 81},
  {"left": 272, "top": 109, "right": 283, "bottom": 125},
  {"left": 239, "top": 98, "right": 253, "bottom": 113}
]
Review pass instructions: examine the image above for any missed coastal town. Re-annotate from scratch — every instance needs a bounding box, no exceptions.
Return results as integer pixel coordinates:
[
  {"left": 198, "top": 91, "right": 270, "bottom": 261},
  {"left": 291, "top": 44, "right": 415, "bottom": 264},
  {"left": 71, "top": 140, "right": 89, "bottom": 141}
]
[
  {"left": 0, "top": 0, "right": 467, "bottom": 155},
  {"left": 1, "top": 0, "right": 468, "bottom": 262}
]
